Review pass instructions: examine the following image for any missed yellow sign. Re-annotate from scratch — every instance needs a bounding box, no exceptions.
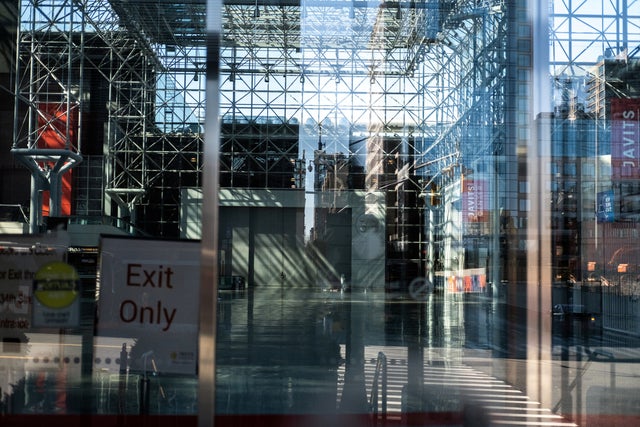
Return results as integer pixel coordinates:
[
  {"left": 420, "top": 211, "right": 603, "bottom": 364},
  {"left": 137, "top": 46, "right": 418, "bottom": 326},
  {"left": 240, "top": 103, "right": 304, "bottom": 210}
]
[{"left": 33, "top": 261, "right": 79, "bottom": 309}]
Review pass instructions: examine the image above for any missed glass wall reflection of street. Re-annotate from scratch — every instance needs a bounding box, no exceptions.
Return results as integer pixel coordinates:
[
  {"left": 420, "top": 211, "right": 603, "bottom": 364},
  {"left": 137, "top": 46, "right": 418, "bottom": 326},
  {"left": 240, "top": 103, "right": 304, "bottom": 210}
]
[{"left": 214, "top": 284, "right": 640, "bottom": 425}]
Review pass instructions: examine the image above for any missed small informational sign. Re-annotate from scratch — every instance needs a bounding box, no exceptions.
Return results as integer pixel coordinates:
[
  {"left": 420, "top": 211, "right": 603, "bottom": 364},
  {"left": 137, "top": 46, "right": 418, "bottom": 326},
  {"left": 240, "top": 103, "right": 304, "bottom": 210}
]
[
  {"left": 31, "top": 261, "right": 80, "bottom": 328},
  {"left": 97, "top": 236, "right": 201, "bottom": 375},
  {"left": 0, "top": 234, "right": 68, "bottom": 336},
  {"left": 408, "top": 277, "right": 433, "bottom": 300}
]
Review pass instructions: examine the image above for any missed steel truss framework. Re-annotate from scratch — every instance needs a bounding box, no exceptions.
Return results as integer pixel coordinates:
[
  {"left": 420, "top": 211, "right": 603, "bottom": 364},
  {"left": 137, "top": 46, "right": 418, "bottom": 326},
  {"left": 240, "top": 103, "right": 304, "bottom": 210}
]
[
  {"left": 13, "top": 0, "right": 205, "bottom": 235},
  {"left": 12, "top": 0, "right": 511, "bottom": 248},
  {"left": 15, "top": 0, "right": 635, "bottom": 239},
  {"left": 220, "top": 0, "right": 508, "bottom": 188},
  {"left": 548, "top": 0, "right": 640, "bottom": 223},
  {"left": 549, "top": 0, "right": 640, "bottom": 116},
  {"left": 550, "top": 0, "right": 640, "bottom": 76},
  {"left": 547, "top": 0, "right": 640, "bottom": 335},
  {"left": 219, "top": 0, "right": 509, "bottom": 271}
]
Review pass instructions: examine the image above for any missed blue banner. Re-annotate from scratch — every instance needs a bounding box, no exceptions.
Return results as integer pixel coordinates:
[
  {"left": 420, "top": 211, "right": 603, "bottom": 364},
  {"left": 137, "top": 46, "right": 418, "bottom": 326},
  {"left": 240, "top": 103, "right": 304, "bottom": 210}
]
[{"left": 597, "top": 190, "right": 615, "bottom": 223}]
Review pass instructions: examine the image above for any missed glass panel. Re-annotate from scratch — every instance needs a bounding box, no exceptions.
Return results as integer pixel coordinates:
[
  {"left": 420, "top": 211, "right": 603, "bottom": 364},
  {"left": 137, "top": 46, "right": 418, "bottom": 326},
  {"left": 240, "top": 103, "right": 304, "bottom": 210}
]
[
  {"left": 2, "top": 0, "right": 206, "bottom": 423},
  {"left": 207, "top": 0, "right": 640, "bottom": 425},
  {"left": 1, "top": 0, "right": 640, "bottom": 426}
]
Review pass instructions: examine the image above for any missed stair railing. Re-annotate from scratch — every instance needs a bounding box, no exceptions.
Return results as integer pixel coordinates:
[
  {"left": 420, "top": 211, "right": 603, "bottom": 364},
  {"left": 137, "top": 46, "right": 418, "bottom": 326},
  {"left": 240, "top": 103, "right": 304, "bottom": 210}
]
[{"left": 369, "top": 351, "right": 388, "bottom": 426}]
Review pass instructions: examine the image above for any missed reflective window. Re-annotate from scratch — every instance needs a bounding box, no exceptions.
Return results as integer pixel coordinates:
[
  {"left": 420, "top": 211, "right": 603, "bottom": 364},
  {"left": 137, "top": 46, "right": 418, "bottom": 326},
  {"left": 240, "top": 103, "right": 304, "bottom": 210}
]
[{"left": 1, "top": 0, "right": 640, "bottom": 426}]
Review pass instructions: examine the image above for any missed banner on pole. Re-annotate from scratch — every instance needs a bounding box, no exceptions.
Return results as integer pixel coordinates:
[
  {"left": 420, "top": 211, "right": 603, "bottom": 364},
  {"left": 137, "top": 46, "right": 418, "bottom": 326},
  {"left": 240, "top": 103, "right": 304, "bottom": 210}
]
[{"left": 611, "top": 98, "right": 640, "bottom": 181}]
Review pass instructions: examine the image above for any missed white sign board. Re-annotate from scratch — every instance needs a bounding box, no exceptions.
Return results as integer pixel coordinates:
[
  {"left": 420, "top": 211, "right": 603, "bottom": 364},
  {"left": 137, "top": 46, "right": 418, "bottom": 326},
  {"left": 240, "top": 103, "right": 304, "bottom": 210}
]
[
  {"left": 97, "top": 236, "right": 200, "bottom": 375},
  {"left": 0, "top": 234, "right": 68, "bottom": 337}
]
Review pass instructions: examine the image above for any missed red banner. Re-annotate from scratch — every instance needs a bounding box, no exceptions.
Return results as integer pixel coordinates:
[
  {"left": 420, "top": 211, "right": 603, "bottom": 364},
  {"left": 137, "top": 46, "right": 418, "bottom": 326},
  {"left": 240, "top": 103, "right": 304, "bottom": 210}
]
[
  {"left": 37, "top": 103, "right": 77, "bottom": 216},
  {"left": 611, "top": 98, "right": 640, "bottom": 180},
  {"left": 462, "top": 178, "right": 488, "bottom": 223}
]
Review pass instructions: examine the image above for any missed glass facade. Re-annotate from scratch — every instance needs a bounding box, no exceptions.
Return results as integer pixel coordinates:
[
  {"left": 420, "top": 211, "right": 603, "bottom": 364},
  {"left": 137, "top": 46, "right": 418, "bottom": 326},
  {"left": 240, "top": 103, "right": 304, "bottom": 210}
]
[{"left": 1, "top": 0, "right": 640, "bottom": 426}]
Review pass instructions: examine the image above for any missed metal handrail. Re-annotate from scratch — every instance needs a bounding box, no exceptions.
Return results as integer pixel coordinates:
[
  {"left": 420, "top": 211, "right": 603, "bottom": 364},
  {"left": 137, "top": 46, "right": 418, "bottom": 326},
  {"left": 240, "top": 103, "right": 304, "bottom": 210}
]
[
  {"left": 552, "top": 347, "right": 615, "bottom": 413},
  {"left": 66, "top": 215, "right": 152, "bottom": 237},
  {"left": 369, "top": 351, "right": 388, "bottom": 426},
  {"left": 0, "top": 204, "right": 29, "bottom": 223}
]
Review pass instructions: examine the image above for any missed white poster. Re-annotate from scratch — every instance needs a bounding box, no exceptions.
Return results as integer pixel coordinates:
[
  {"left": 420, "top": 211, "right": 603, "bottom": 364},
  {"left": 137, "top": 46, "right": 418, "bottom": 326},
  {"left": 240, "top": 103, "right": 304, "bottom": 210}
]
[
  {"left": 97, "top": 236, "right": 201, "bottom": 375},
  {"left": 0, "top": 234, "right": 68, "bottom": 337}
]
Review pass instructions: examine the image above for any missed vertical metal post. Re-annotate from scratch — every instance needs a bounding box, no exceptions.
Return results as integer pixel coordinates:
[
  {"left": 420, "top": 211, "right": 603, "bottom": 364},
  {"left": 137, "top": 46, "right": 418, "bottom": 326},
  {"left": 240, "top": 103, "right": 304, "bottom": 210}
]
[
  {"left": 29, "top": 175, "right": 41, "bottom": 233},
  {"left": 139, "top": 376, "right": 150, "bottom": 415},
  {"left": 119, "top": 343, "right": 128, "bottom": 414},
  {"left": 198, "top": 0, "right": 221, "bottom": 426}
]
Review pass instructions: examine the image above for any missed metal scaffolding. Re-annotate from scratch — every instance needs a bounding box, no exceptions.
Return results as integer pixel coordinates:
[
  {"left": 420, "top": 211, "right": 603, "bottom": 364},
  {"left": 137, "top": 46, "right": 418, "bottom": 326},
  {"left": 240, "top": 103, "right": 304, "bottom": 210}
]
[
  {"left": 218, "top": 0, "right": 509, "bottom": 276},
  {"left": 14, "top": 0, "right": 637, "bottom": 243},
  {"left": 12, "top": 0, "right": 85, "bottom": 229},
  {"left": 12, "top": 0, "right": 205, "bottom": 235},
  {"left": 10, "top": 0, "right": 514, "bottom": 275}
]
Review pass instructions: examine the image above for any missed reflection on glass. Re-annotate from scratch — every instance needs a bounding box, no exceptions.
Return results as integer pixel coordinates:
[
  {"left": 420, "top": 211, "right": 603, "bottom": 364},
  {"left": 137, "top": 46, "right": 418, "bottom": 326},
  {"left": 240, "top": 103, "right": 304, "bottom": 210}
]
[{"left": 1, "top": 0, "right": 640, "bottom": 425}]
